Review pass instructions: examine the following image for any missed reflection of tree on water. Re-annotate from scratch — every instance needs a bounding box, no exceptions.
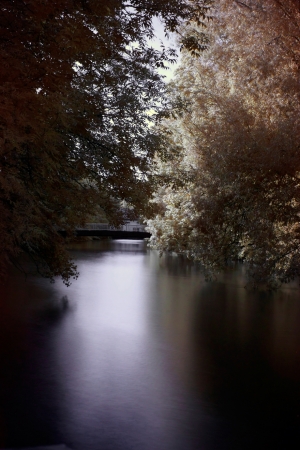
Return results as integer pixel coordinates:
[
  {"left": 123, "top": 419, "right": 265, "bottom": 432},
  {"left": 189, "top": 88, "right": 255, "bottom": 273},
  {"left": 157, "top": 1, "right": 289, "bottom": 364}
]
[
  {"left": 190, "top": 282, "right": 300, "bottom": 436},
  {"left": 154, "top": 265, "right": 300, "bottom": 448},
  {"left": 38, "top": 295, "right": 72, "bottom": 322},
  {"left": 154, "top": 252, "right": 203, "bottom": 278}
]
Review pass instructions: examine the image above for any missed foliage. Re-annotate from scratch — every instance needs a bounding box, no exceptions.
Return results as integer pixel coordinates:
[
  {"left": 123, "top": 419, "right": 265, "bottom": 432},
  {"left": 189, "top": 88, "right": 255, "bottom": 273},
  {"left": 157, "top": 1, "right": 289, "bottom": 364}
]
[
  {"left": 0, "top": 0, "right": 211, "bottom": 283},
  {"left": 147, "top": 0, "right": 300, "bottom": 288}
]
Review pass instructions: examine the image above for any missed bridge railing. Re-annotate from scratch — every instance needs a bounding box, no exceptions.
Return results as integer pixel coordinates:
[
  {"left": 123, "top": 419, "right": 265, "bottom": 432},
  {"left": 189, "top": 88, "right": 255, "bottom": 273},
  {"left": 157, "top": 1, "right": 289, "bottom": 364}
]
[
  {"left": 76, "top": 223, "right": 146, "bottom": 232},
  {"left": 76, "top": 223, "right": 110, "bottom": 230}
]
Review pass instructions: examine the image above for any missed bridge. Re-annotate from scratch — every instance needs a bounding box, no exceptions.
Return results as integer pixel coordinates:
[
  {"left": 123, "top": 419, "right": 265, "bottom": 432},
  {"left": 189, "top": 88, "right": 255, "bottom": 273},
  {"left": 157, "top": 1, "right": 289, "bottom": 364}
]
[{"left": 75, "top": 222, "right": 151, "bottom": 240}]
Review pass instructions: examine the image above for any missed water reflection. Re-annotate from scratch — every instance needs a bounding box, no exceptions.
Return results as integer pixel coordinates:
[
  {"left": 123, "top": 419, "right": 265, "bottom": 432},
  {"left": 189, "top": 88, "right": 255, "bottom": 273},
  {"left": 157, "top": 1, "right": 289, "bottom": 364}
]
[{"left": 1, "top": 241, "right": 300, "bottom": 449}]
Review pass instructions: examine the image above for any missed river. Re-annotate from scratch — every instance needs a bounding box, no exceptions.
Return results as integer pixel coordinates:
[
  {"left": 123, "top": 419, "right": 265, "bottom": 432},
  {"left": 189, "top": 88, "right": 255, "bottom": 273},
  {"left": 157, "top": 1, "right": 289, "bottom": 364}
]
[{"left": 1, "top": 240, "right": 300, "bottom": 450}]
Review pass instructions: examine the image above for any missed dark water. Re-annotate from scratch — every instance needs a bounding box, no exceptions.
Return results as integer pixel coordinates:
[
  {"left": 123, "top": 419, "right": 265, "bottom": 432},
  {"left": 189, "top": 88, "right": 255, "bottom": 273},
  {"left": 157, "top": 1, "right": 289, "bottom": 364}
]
[{"left": 1, "top": 240, "right": 300, "bottom": 450}]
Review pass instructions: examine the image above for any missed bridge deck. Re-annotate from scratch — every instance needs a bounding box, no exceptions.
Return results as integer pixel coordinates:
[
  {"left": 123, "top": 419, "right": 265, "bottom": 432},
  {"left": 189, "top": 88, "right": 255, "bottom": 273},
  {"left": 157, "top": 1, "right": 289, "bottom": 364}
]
[{"left": 75, "top": 229, "right": 151, "bottom": 239}]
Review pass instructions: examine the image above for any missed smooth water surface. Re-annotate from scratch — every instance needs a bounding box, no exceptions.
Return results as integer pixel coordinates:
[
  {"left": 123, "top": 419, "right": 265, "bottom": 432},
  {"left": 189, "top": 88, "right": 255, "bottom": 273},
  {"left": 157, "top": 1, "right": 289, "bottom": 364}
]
[{"left": 1, "top": 240, "right": 300, "bottom": 450}]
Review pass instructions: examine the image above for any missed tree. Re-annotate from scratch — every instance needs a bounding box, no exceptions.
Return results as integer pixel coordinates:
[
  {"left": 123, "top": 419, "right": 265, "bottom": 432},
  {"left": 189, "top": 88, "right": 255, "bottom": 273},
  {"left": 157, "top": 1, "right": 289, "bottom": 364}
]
[
  {"left": 0, "top": 0, "right": 211, "bottom": 283},
  {"left": 147, "top": 0, "right": 300, "bottom": 288}
]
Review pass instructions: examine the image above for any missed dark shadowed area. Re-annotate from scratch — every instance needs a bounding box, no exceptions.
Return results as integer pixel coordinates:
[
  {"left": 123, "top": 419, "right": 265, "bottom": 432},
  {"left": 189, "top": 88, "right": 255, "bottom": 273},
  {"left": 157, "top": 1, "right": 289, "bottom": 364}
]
[{"left": 1, "top": 240, "right": 300, "bottom": 450}]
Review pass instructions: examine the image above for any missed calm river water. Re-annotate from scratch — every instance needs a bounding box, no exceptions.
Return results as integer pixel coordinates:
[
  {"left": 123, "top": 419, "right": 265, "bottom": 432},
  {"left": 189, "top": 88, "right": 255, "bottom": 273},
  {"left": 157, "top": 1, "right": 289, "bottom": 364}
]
[{"left": 1, "top": 240, "right": 300, "bottom": 450}]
